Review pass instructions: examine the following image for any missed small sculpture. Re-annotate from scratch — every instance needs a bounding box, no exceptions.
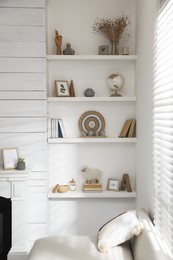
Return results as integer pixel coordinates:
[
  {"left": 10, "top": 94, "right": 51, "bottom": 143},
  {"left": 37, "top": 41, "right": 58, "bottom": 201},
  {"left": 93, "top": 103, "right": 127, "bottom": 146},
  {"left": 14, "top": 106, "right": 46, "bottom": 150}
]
[
  {"left": 84, "top": 88, "right": 95, "bottom": 97},
  {"left": 108, "top": 73, "right": 125, "bottom": 97},
  {"left": 81, "top": 166, "right": 102, "bottom": 184},
  {"left": 55, "top": 30, "right": 63, "bottom": 55},
  {"left": 63, "top": 43, "right": 75, "bottom": 55}
]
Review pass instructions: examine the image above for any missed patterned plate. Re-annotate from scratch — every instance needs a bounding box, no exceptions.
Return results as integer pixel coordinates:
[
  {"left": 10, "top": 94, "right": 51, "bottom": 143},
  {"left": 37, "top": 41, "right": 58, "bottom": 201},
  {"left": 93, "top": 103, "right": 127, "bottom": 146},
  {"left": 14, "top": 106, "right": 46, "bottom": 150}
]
[{"left": 79, "top": 111, "right": 105, "bottom": 134}]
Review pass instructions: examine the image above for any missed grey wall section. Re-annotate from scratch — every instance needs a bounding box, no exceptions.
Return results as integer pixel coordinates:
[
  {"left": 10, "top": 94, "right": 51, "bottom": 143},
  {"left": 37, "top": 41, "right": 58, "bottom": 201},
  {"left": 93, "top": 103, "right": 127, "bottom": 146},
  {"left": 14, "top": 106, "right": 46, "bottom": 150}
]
[{"left": 0, "top": 0, "right": 48, "bottom": 248}]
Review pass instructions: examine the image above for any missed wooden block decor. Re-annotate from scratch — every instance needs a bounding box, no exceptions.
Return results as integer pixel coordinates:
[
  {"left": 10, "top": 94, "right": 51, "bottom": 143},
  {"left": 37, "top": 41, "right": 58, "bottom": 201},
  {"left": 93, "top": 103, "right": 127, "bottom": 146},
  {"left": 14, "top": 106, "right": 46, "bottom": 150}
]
[
  {"left": 121, "top": 173, "right": 132, "bottom": 192},
  {"left": 69, "top": 80, "right": 75, "bottom": 97}
]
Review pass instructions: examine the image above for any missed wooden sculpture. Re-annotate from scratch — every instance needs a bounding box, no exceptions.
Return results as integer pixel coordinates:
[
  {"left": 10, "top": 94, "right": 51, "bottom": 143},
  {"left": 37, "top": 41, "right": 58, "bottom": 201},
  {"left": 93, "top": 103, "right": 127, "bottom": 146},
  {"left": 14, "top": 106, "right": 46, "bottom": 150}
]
[{"left": 55, "top": 30, "right": 62, "bottom": 55}]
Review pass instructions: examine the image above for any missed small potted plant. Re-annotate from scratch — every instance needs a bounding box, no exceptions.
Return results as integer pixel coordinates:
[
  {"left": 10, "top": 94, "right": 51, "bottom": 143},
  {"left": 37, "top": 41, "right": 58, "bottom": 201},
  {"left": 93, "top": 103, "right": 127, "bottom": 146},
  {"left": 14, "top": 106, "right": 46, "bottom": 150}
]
[{"left": 17, "top": 158, "right": 26, "bottom": 170}]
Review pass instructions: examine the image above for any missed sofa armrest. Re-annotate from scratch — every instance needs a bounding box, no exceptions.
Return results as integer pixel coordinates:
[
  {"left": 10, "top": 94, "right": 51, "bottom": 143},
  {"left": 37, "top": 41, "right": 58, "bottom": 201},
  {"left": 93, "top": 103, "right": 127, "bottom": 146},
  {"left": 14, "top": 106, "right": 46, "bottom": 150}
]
[{"left": 130, "top": 208, "right": 172, "bottom": 260}]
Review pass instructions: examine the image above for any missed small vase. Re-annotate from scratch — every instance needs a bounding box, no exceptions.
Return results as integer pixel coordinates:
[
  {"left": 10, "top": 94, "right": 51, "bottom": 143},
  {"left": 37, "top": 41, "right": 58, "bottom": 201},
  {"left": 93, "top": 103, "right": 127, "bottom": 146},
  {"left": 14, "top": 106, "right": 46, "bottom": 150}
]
[
  {"left": 17, "top": 162, "right": 26, "bottom": 170},
  {"left": 111, "top": 43, "right": 118, "bottom": 55}
]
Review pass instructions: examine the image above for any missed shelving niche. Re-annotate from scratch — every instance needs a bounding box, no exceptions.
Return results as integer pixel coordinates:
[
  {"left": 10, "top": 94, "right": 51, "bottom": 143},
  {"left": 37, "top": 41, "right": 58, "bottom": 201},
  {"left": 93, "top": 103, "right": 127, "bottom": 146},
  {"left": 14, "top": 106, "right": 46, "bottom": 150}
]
[
  {"left": 47, "top": 55, "right": 137, "bottom": 198},
  {"left": 47, "top": 0, "right": 137, "bottom": 201}
]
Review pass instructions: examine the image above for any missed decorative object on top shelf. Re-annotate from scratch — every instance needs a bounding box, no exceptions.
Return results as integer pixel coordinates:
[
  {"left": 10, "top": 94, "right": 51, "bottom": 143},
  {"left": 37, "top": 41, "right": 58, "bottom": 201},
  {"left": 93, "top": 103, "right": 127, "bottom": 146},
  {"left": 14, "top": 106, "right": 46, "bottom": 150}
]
[
  {"left": 2, "top": 148, "right": 18, "bottom": 170},
  {"left": 84, "top": 88, "right": 95, "bottom": 97},
  {"left": 69, "top": 80, "right": 76, "bottom": 97},
  {"left": 63, "top": 43, "right": 75, "bottom": 55},
  {"left": 55, "top": 80, "right": 70, "bottom": 97},
  {"left": 108, "top": 73, "right": 125, "bottom": 97},
  {"left": 68, "top": 178, "right": 76, "bottom": 191},
  {"left": 55, "top": 30, "right": 63, "bottom": 55},
  {"left": 121, "top": 173, "right": 132, "bottom": 192},
  {"left": 122, "top": 46, "right": 130, "bottom": 55},
  {"left": 98, "top": 45, "right": 109, "bottom": 55},
  {"left": 82, "top": 166, "right": 102, "bottom": 192},
  {"left": 107, "top": 178, "right": 120, "bottom": 191},
  {"left": 119, "top": 119, "right": 136, "bottom": 138},
  {"left": 16, "top": 158, "right": 26, "bottom": 170},
  {"left": 92, "top": 15, "right": 131, "bottom": 55},
  {"left": 79, "top": 111, "right": 106, "bottom": 137}
]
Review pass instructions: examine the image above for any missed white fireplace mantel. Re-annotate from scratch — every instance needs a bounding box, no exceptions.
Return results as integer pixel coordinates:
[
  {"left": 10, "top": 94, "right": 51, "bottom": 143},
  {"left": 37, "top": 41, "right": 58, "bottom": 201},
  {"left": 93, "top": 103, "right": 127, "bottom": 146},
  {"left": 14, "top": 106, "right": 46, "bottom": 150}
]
[{"left": 0, "top": 169, "right": 29, "bottom": 260}]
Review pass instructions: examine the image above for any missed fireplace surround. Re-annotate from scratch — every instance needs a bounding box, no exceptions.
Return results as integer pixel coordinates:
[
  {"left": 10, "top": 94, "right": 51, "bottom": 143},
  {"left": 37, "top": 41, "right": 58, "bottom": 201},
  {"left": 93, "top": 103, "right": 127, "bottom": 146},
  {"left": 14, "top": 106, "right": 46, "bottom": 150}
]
[
  {"left": 0, "top": 170, "right": 28, "bottom": 260},
  {"left": 0, "top": 196, "right": 11, "bottom": 260}
]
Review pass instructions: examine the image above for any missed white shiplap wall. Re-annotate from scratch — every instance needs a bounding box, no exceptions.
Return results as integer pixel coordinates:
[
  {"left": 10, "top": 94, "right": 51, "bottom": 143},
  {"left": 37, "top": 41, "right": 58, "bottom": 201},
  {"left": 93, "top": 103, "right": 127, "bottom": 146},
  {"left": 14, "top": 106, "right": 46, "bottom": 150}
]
[{"left": 0, "top": 0, "right": 48, "bottom": 248}]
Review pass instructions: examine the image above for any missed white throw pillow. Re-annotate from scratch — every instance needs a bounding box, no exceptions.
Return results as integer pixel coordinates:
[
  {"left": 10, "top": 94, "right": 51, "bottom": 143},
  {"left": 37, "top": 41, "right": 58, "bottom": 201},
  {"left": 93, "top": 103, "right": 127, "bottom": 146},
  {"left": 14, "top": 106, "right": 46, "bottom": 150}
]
[{"left": 97, "top": 210, "right": 143, "bottom": 253}]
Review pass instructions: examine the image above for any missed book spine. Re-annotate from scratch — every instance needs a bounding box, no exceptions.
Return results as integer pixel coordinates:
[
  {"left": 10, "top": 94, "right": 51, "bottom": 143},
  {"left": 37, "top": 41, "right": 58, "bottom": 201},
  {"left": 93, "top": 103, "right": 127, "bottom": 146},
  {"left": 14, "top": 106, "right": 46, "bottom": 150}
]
[{"left": 58, "top": 119, "right": 67, "bottom": 138}]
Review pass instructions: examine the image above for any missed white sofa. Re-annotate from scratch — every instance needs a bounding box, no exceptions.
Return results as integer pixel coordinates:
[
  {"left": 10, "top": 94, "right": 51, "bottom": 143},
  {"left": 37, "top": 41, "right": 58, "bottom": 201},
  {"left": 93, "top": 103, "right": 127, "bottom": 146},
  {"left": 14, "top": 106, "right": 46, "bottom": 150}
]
[{"left": 27, "top": 209, "right": 172, "bottom": 260}]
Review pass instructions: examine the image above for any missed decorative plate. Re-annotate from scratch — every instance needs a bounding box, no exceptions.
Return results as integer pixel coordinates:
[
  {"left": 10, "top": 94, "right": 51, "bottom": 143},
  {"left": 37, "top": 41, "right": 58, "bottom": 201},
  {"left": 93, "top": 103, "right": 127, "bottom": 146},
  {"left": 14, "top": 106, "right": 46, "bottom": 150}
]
[{"left": 79, "top": 111, "right": 105, "bottom": 134}]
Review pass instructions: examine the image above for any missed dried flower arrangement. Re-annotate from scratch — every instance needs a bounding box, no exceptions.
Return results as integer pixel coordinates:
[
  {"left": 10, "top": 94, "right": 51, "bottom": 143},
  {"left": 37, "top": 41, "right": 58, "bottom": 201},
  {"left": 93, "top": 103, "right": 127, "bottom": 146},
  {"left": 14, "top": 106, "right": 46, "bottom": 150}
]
[{"left": 92, "top": 15, "right": 131, "bottom": 54}]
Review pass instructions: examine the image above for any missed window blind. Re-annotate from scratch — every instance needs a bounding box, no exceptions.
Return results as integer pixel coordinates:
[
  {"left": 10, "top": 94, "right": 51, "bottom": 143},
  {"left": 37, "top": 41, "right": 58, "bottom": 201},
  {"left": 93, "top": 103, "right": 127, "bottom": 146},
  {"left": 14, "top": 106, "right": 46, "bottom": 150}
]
[{"left": 153, "top": 0, "right": 173, "bottom": 256}]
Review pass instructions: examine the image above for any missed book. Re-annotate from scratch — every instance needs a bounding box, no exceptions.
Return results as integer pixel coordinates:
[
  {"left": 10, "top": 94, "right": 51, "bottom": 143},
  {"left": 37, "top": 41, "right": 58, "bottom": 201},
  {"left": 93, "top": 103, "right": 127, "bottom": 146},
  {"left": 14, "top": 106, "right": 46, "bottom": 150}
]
[
  {"left": 58, "top": 119, "right": 67, "bottom": 138},
  {"left": 128, "top": 119, "right": 136, "bottom": 137},
  {"left": 58, "top": 121, "right": 63, "bottom": 138},
  {"left": 119, "top": 119, "right": 132, "bottom": 138},
  {"left": 51, "top": 119, "right": 56, "bottom": 138},
  {"left": 83, "top": 183, "right": 102, "bottom": 192}
]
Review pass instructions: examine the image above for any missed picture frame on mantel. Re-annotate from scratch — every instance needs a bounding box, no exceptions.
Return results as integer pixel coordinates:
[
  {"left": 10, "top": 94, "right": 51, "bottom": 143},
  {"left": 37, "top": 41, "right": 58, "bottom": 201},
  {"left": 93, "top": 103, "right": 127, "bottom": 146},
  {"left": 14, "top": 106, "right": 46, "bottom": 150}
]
[
  {"left": 107, "top": 178, "right": 120, "bottom": 191},
  {"left": 2, "top": 148, "right": 19, "bottom": 170},
  {"left": 55, "top": 80, "right": 70, "bottom": 97}
]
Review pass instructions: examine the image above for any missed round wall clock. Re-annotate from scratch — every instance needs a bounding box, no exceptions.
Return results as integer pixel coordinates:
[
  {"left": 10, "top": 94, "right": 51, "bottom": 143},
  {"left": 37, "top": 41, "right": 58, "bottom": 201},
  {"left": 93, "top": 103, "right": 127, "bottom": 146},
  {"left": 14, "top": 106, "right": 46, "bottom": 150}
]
[{"left": 79, "top": 111, "right": 105, "bottom": 136}]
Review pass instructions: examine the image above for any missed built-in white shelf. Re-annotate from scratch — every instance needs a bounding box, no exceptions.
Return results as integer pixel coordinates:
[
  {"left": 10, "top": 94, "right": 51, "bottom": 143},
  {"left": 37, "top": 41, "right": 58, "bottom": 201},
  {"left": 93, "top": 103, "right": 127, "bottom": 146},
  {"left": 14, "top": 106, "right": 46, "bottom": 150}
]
[
  {"left": 47, "top": 97, "right": 136, "bottom": 102},
  {"left": 48, "top": 138, "right": 137, "bottom": 144},
  {"left": 47, "top": 55, "right": 137, "bottom": 61},
  {"left": 48, "top": 190, "right": 137, "bottom": 199}
]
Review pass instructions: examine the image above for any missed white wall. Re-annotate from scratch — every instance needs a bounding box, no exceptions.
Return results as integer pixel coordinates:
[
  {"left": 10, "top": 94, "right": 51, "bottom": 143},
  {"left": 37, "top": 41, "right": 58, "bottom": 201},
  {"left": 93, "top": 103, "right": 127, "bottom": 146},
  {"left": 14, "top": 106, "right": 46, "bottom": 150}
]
[
  {"left": 0, "top": 0, "right": 48, "bottom": 250},
  {"left": 47, "top": 0, "right": 136, "bottom": 55},
  {"left": 135, "top": 0, "right": 155, "bottom": 215}
]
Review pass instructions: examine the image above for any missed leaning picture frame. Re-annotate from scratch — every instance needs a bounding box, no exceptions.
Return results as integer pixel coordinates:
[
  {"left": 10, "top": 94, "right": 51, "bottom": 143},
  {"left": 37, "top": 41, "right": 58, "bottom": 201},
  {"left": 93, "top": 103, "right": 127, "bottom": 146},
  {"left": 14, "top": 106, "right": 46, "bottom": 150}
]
[
  {"left": 107, "top": 178, "right": 120, "bottom": 191},
  {"left": 55, "top": 80, "right": 70, "bottom": 97},
  {"left": 2, "top": 148, "right": 19, "bottom": 170}
]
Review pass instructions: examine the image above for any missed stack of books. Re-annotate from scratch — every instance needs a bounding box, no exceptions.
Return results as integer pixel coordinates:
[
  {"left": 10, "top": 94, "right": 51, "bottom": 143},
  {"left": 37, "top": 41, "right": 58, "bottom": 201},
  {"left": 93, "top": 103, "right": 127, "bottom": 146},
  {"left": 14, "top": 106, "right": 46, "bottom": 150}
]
[
  {"left": 83, "top": 183, "right": 102, "bottom": 192},
  {"left": 119, "top": 119, "right": 136, "bottom": 138},
  {"left": 48, "top": 118, "right": 67, "bottom": 138}
]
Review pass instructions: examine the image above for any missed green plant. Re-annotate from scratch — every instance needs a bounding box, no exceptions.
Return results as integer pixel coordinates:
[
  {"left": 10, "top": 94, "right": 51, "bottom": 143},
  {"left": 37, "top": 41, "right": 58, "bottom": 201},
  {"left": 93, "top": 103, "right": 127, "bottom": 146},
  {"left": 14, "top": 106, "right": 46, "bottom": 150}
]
[{"left": 18, "top": 158, "right": 25, "bottom": 163}]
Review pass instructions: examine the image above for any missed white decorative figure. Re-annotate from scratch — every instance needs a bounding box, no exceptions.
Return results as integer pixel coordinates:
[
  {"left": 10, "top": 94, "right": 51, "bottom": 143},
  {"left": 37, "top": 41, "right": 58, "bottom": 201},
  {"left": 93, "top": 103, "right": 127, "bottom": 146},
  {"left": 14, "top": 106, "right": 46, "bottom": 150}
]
[{"left": 81, "top": 166, "right": 102, "bottom": 183}]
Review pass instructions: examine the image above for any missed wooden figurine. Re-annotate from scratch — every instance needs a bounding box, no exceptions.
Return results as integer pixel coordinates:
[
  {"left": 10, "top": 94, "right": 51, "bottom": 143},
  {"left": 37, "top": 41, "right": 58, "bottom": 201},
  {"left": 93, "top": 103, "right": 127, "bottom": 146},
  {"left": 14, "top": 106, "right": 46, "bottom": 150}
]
[
  {"left": 55, "top": 30, "right": 63, "bottom": 55},
  {"left": 69, "top": 80, "right": 75, "bottom": 97}
]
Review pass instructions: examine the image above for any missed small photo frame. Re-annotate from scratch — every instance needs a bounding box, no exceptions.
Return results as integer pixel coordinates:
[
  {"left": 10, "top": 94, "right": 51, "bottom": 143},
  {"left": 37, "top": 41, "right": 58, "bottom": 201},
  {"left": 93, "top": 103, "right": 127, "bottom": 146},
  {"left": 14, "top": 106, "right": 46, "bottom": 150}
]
[
  {"left": 55, "top": 80, "right": 70, "bottom": 97},
  {"left": 98, "top": 45, "right": 109, "bottom": 55},
  {"left": 2, "top": 148, "right": 19, "bottom": 170},
  {"left": 107, "top": 178, "right": 120, "bottom": 191}
]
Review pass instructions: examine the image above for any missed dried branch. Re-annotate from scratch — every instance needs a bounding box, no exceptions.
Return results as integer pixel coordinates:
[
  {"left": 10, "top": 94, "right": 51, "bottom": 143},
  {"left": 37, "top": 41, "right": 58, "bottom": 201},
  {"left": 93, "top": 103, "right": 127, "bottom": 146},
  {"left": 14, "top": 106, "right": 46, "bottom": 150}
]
[{"left": 92, "top": 15, "right": 131, "bottom": 45}]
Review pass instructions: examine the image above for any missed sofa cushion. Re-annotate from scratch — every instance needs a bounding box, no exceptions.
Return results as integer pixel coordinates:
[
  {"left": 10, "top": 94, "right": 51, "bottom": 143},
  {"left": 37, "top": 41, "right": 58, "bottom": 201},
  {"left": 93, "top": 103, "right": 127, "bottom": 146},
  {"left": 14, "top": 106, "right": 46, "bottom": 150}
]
[
  {"left": 97, "top": 210, "right": 143, "bottom": 253},
  {"left": 131, "top": 208, "right": 172, "bottom": 260},
  {"left": 27, "top": 236, "right": 133, "bottom": 260}
]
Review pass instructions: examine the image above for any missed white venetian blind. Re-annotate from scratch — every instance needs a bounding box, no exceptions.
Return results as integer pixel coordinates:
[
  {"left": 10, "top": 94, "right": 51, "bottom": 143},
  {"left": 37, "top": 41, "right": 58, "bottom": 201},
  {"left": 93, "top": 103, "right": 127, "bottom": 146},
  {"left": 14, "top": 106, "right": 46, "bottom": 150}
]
[{"left": 153, "top": 0, "right": 173, "bottom": 256}]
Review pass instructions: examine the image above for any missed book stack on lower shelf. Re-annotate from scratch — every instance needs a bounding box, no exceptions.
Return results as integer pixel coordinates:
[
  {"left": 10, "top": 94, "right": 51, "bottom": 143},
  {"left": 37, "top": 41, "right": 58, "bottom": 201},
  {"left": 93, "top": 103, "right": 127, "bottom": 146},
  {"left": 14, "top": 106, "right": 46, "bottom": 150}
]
[
  {"left": 119, "top": 119, "right": 136, "bottom": 138},
  {"left": 49, "top": 118, "right": 66, "bottom": 138},
  {"left": 83, "top": 183, "right": 102, "bottom": 192}
]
